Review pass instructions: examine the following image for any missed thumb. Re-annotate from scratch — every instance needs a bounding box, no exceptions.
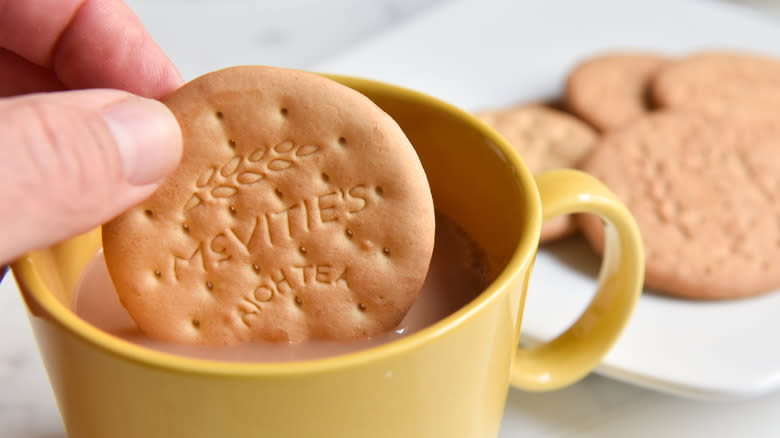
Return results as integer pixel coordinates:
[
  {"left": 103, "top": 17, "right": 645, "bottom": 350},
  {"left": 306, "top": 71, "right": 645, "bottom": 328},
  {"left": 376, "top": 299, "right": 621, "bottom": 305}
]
[{"left": 0, "top": 89, "right": 182, "bottom": 264}]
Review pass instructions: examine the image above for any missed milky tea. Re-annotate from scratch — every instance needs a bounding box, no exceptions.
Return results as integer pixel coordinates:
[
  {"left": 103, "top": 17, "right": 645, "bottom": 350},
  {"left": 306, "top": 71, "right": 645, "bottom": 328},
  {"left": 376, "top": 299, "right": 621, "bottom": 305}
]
[{"left": 72, "top": 214, "right": 492, "bottom": 362}]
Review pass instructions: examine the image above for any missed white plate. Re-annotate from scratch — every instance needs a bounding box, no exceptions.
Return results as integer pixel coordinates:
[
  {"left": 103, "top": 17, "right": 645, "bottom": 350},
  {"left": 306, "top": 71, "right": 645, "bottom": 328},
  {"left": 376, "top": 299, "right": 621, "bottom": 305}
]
[{"left": 315, "top": 0, "right": 780, "bottom": 400}]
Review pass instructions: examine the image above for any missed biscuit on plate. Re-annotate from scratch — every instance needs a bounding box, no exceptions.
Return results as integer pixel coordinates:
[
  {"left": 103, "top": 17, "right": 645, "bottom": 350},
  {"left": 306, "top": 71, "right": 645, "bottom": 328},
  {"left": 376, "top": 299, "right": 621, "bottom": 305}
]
[
  {"left": 476, "top": 104, "right": 597, "bottom": 243},
  {"left": 650, "top": 51, "right": 780, "bottom": 121},
  {"left": 578, "top": 112, "right": 780, "bottom": 300},
  {"left": 565, "top": 52, "right": 669, "bottom": 132}
]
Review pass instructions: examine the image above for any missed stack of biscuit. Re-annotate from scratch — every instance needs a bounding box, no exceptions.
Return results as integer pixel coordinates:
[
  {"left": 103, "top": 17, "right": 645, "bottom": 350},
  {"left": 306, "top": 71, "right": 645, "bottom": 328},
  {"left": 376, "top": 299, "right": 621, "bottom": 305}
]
[{"left": 476, "top": 51, "right": 780, "bottom": 300}]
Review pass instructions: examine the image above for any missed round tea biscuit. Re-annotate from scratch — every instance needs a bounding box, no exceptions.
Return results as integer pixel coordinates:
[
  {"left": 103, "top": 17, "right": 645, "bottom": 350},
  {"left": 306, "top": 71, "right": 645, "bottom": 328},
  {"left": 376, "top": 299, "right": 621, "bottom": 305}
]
[
  {"left": 651, "top": 51, "right": 780, "bottom": 120},
  {"left": 578, "top": 112, "right": 780, "bottom": 300},
  {"left": 565, "top": 52, "right": 669, "bottom": 131},
  {"left": 102, "top": 66, "right": 435, "bottom": 345},
  {"left": 476, "top": 105, "right": 597, "bottom": 242}
]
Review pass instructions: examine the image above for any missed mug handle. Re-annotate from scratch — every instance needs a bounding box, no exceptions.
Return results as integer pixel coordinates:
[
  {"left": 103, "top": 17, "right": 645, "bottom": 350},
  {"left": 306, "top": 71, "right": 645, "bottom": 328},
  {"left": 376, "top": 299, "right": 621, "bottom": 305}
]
[{"left": 510, "top": 169, "right": 644, "bottom": 391}]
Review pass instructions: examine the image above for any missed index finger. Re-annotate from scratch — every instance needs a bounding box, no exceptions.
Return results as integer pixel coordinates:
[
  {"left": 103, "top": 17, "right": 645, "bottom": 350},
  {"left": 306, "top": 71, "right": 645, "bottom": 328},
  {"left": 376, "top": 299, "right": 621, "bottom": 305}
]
[{"left": 0, "top": 0, "right": 182, "bottom": 99}]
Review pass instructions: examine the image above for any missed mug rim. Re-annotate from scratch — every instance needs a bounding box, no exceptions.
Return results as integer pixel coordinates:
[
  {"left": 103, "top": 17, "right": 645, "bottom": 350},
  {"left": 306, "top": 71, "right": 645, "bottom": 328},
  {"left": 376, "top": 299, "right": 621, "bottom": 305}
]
[{"left": 14, "top": 74, "right": 543, "bottom": 377}]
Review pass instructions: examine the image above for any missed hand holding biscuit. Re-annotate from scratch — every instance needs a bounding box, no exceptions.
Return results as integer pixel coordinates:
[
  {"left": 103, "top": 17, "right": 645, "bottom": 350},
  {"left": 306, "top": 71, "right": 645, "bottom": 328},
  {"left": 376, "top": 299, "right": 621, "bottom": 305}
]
[{"left": 0, "top": 0, "right": 183, "bottom": 265}]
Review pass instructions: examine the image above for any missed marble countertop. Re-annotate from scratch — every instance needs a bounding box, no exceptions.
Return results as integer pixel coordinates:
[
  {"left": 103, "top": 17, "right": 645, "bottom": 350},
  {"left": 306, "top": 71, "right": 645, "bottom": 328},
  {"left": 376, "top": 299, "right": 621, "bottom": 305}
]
[{"left": 4, "top": 0, "right": 780, "bottom": 436}]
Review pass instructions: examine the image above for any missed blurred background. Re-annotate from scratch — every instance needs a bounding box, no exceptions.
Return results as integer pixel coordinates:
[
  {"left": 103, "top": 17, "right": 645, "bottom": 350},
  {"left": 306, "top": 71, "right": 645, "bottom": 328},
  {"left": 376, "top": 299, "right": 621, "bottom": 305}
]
[
  {"left": 123, "top": 0, "right": 447, "bottom": 77},
  {"left": 119, "top": 0, "right": 780, "bottom": 79}
]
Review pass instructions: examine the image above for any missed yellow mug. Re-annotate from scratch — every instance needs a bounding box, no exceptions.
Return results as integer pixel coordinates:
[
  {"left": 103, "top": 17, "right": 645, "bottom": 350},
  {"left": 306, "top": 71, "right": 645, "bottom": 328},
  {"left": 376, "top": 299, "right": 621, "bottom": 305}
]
[{"left": 11, "top": 75, "right": 643, "bottom": 438}]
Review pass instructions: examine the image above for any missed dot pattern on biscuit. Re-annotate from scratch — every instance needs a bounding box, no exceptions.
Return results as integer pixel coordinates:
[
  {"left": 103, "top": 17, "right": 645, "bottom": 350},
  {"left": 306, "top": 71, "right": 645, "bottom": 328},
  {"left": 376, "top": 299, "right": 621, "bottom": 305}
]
[
  {"left": 578, "top": 112, "right": 780, "bottom": 300},
  {"left": 476, "top": 104, "right": 597, "bottom": 242},
  {"left": 651, "top": 51, "right": 780, "bottom": 121},
  {"left": 565, "top": 52, "right": 669, "bottom": 132},
  {"left": 102, "top": 66, "right": 435, "bottom": 345}
]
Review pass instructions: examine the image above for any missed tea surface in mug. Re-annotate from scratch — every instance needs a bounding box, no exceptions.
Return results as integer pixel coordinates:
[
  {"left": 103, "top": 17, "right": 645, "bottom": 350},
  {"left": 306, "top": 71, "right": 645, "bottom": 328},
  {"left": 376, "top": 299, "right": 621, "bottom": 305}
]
[{"left": 73, "top": 214, "right": 491, "bottom": 362}]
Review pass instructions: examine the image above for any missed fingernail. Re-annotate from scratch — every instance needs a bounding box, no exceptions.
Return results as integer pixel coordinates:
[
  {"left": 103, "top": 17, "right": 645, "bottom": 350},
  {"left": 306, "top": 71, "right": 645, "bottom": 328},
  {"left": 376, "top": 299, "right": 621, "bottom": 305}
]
[{"left": 102, "top": 97, "right": 182, "bottom": 185}]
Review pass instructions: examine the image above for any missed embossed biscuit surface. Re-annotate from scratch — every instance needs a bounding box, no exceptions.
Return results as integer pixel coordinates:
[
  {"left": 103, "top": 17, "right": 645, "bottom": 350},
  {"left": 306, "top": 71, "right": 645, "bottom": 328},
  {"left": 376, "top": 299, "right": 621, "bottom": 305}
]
[
  {"left": 565, "top": 52, "right": 669, "bottom": 131},
  {"left": 102, "top": 66, "right": 435, "bottom": 345},
  {"left": 651, "top": 51, "right": 780, "bottom": 120},
  {"left": 476, "top": 105, "right": 597, "bottom": 242},
  {"left": 578, "top": 112, "right": 780, "bottom": 300}
]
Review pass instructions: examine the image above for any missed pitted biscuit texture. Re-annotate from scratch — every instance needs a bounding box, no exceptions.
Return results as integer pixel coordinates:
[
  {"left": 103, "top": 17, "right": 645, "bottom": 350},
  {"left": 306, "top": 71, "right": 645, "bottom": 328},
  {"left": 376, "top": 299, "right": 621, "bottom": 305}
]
[
  {"left": 651, "top": 51, "right": 780, "bottom": 120},
  {"left": 578, "top": 112, "right": 780, "bottom": 300},
  {"left": 102, "top": 66, "right": 435, "bottom": 345},
  {"left": 565, "top": 52, "right": 669, "bottom": 131},
  {"left": 476, "top": 105, "right": 597, "bottom": 242}
]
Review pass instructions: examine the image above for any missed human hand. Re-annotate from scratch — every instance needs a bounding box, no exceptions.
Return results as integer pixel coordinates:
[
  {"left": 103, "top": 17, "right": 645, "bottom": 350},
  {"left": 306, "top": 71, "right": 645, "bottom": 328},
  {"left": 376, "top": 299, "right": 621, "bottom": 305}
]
[{"left": 0, "top": 0, "right": 184, "bottom": 266}]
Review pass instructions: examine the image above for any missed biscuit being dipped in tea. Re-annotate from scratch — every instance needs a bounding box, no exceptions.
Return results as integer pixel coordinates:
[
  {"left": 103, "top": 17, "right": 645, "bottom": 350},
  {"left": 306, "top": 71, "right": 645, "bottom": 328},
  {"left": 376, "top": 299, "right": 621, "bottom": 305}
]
[{"left": 102, "top": 66, "right": 436, "bottom": 345}]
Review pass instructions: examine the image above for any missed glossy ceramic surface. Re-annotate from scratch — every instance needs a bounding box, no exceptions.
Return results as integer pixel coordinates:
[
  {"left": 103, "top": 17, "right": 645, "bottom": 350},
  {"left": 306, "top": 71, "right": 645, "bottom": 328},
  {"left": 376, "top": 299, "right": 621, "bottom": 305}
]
[{"left": 12, "top": 76, "right": 642, "bottom": 437}]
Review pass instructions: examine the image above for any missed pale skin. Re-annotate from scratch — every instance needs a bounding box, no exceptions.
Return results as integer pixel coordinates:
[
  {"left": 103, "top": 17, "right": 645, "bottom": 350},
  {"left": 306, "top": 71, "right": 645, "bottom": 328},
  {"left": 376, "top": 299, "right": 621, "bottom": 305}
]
[{"left": 0, "top": 0, "right": 184, "bottom": 268}]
